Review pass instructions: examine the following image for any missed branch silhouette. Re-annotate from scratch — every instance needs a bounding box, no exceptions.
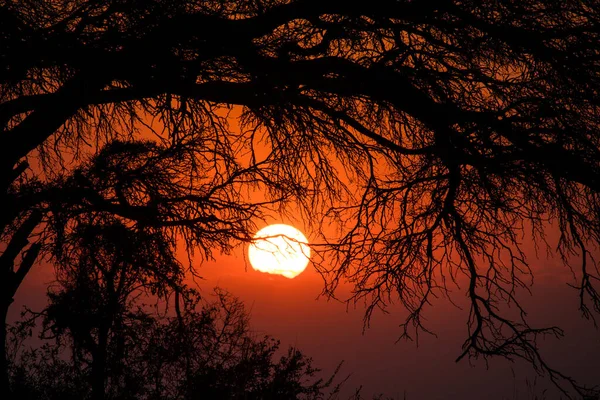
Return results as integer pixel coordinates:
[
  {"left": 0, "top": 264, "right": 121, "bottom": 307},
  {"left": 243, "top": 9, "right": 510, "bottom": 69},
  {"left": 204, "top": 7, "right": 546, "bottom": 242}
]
[{"left": 1, "top": 0, "right": 600, "bottom": 397}]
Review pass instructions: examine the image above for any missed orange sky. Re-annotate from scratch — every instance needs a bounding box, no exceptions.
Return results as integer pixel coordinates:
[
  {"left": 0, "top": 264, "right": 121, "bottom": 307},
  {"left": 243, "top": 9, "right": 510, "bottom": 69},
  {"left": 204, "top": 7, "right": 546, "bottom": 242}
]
[{"left": 12, "top": 106, "right": 600, "bottom": 399}]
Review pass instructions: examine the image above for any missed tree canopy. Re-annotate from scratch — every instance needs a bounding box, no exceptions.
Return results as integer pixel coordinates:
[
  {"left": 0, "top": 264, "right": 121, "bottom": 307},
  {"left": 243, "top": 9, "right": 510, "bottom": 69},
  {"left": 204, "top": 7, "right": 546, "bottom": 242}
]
[
  {"left": 1, "top": 0, "right": 600, "bottom": 397},
  {"left": 8, "top": 216, "right": 342, "bottom": 399}
]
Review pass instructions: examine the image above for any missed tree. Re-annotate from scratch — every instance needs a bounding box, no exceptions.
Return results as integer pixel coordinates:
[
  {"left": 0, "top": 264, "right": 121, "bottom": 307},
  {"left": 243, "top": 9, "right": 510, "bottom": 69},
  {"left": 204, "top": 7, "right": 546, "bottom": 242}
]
[
  {"left": 45, "top": 219, "right": 183, "bottom": 400},
  {"left": 2, "top": 0, "right": 600, "bottom": 397}
]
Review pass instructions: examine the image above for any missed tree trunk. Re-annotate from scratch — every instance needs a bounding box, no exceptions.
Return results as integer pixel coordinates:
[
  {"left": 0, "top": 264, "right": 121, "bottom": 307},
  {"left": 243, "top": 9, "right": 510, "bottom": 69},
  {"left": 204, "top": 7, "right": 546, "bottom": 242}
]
[
  {"left": 91, "top": 327, "right": 108, "bottom": 400},
  {"left": 0, "top": 298, "right": 11, "bottom": 398},
  {"left": 0, "top": 200, "right": 42, "bottom": 397}
]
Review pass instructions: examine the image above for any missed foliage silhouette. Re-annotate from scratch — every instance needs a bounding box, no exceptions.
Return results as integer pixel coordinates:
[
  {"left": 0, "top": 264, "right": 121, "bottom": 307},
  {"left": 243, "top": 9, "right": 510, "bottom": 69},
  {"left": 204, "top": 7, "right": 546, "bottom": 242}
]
[
  {"left": 1, "top": 0, "right": 600, "bottom": 397},
  {"left": 9, "top": 289, "right": 347, "bottom": 400},
  {"left": 8, "top": 217, "right": 346, "bottom": 400}
]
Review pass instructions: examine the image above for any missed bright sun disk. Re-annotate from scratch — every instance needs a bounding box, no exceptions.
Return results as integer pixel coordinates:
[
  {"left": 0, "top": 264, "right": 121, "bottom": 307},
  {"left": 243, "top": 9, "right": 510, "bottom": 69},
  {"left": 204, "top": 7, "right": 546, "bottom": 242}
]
[{"left": 248, "top": 224, "right": 311, "bottom": 279}]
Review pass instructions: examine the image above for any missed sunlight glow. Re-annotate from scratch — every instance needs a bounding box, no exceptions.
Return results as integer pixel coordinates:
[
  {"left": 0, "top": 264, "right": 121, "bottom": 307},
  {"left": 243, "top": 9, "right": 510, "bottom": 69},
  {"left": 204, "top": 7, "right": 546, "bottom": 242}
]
[{"left": 248, "top": 224, "right": 311, "bottom": 279}]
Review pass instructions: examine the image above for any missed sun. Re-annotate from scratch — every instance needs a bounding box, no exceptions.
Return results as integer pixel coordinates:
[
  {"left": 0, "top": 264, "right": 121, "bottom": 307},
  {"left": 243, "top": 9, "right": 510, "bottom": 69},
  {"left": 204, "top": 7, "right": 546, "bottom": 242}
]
[{"left": 248, "top": 224, "right": 311, "bottom": 279}]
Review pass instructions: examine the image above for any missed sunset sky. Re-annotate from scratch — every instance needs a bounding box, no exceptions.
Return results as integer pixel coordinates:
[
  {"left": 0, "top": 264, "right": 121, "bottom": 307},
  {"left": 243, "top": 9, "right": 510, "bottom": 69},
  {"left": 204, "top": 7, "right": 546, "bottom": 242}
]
[
  {"left": 6, "top": 100, "right": 598, "bottom": 399},
  {"left": 10, "top": 119, "right": 600, "bottom": 398},
  {"left": 4, "top": 2, "right": 600, "bottom": 398}
]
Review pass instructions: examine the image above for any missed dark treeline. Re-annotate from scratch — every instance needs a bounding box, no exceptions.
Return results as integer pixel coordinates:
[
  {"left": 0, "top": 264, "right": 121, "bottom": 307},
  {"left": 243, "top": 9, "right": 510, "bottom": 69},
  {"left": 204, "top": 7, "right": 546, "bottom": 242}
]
[{"left": 7, "top": 217, "right": 345, "bottom": 400}]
